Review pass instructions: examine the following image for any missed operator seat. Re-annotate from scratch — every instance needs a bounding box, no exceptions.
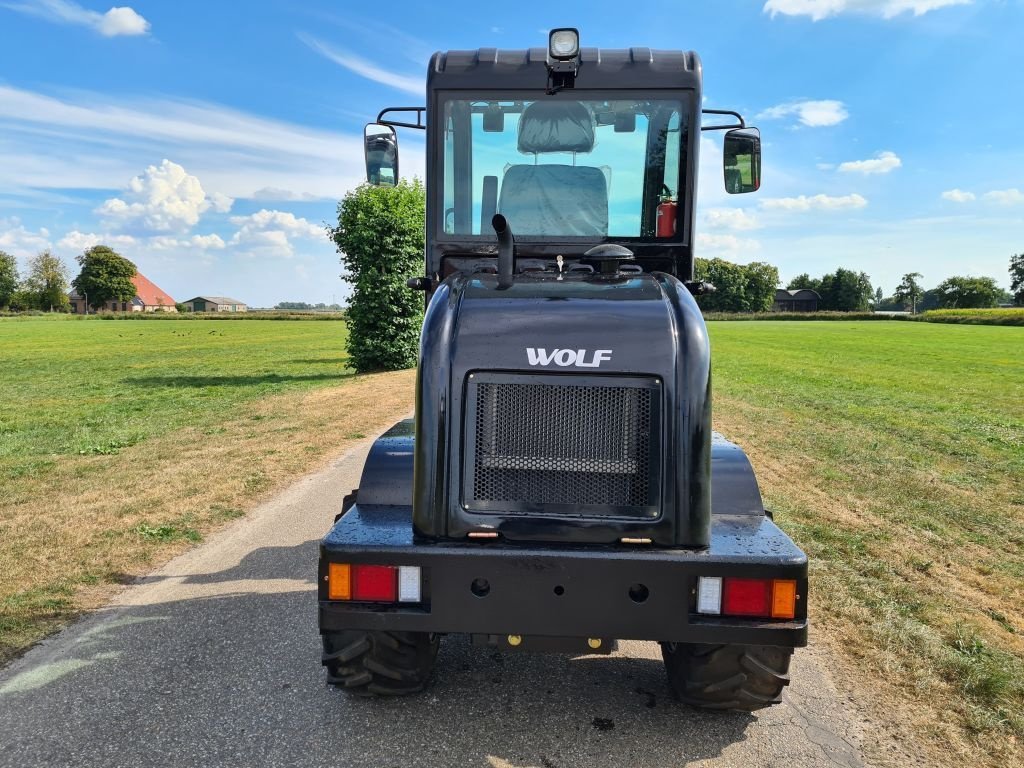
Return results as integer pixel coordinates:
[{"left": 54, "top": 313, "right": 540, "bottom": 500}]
[
  {"left": 724, "top": 151, "right": 742, "bottom": 194},
  {"left": 724, "top": 166, "right": 742, "bottom": 194},
  {"left": 498, "top": 101, "right": 608, "bottom": 237}
]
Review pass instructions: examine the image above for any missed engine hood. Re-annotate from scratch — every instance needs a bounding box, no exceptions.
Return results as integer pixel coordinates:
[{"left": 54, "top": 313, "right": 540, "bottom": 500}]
[{"left": 412, "top": 270, "right": 712, "bottom": 547}]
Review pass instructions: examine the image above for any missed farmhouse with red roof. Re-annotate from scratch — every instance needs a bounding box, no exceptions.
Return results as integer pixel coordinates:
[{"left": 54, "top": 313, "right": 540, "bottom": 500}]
[{"left": 69, "top": 272, "right": 177, "bottom": 314}]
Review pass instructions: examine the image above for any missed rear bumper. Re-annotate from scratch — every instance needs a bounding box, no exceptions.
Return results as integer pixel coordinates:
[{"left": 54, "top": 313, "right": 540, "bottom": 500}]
[{"left": 318, "top": 505, "right": 808, "bottom": 648}]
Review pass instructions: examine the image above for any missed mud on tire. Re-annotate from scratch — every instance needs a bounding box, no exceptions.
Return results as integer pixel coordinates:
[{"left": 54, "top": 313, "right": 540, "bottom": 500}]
[
  {"left": 322, "top": 630, "right": 439, "bottom": 695},
  {"left": 661, "top": 642, "right": 792, "bottom": 711}
]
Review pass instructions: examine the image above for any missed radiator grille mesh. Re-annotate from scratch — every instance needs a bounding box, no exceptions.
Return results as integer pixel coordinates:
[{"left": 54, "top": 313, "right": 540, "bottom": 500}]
[{"left": 469, "top": 379, "right": 655, "bottom": 511}]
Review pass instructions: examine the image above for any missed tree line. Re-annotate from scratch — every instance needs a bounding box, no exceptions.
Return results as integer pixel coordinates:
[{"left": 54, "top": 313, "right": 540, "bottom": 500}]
[
  {"left": 691, "top": 260, "right": 876, "bottom": 313},
  {"left": 274, "top": 301, "right": 344, "bottom": 311},
  {"left": 785, "top": 268, "right": 875, "bottom": 311},
  {"left": 0, "top": 246, "right": 139, "bottom": 312},
  {"left": 695, "top": 252, "right": 1023, "bottom": 314},
  {"left": 877, "top": 257, "right": 1022, "bottom": 312}
]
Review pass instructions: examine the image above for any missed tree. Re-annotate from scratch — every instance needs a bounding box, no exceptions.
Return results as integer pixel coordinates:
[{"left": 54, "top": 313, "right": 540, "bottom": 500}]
[
  {"left": 894, "top": 272, "right": 924, "bottom": 314},
  {"left": 918, "top": 288, "right": 942, "bottom": 313},
  {"left": 8, "top": 288, "right": 37, "bottom": 312},
  {"left": 874, "top": 286, "right": 884, "bottom": 307},
  {"left": 1010, "top": 253, "right": 1024, "bottom": 306},
  {"left": 0, "top": 250, "right": 18, "bottom": 309},
  {"left": 24, "top": 250, "right": 70, "bottom": 311},
  {"left": 933, "top": 276, "right": 1002, "bottom": 309},
  {"left": 875, "top": 294, "right": 902, "bottom": 312},
  {"left": 816, "top": 268, "right": 873, "bottom": 311},
  {"left": 331, "top": 180, "right": 425, "bottom": 372},
  {"left": 786, "top": 273, "right": 821, "bottom": 292},
  {"left": 695, "top": 258, "right": 779, "bottom": 313},
  {"left": 71, "top": 246, "right": 137, "bottom": 311},
  {"left": 786, "top": 269, "right": 871, "bottom": 311},
  {"left": 743, "top": 261, "right": 781, "bottom": 312}
]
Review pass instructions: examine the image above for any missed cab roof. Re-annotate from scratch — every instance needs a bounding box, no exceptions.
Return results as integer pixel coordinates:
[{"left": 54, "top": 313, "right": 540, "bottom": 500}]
[{"left": 428, "top": 47, "right": 702, "bottom": 91}]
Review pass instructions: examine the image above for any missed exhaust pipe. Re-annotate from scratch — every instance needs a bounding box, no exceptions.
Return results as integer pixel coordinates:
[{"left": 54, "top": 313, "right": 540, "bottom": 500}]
[{"left": 491, "top": 214, "right": 515, "bottom": 290}]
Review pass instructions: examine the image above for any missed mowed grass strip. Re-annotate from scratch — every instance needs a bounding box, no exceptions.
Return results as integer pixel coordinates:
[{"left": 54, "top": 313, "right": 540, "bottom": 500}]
[
  {"left": 0, "top": 317, "right": 414, "bottom": 664},
  {"left": 708, "top": 321, "right": 1023, "bottom": 767}
]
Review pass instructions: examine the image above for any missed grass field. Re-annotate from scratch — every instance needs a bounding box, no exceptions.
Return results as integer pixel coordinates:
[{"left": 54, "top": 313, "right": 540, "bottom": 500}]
[
  {"left": 1, "top": 316, "right": 352, "bottom": 467},
  {"left": 0, "top": 316, "right": 415, "bottom": 665},
  {"left": 707, "top": 321, "right": 1024, "bottom": 766},
  {"left": 1, "top": 316, "right": 1022, "bottom": 765}
]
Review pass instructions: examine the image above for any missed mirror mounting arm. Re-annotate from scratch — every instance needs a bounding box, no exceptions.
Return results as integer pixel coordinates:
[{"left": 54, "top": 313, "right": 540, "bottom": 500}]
[
  {"left": 376, "top": 107, "right": 427, "bottom": 131},
  {"left": 701, "top": 108, "right": 746, "bottom": 132}
]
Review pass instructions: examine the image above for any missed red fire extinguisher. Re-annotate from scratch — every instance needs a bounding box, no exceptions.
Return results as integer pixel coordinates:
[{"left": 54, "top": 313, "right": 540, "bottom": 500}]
[{"left": 656, "top": 187, "right": 677, "bottom": 238}]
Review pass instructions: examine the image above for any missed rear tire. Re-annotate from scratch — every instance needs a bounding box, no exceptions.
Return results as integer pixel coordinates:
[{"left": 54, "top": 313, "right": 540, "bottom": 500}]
[
  {"left": 661, "top": 642, "right": 792, "bottom": 711},
  {"left": 322, "top": 630, "right": 439, "bottom": 696}
]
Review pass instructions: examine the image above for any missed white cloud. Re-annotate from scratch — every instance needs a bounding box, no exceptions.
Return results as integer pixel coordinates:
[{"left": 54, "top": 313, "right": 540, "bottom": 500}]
[
  {"left": 0, "top": 217, "right": 51, "bottom": 256},
  {"left": 251, "top": 187, "right": 321, "bottom": 202},
  {"left": 5, "top": 0, "right": 150, "bottom": 36},
  {"left": 190, "top": 233, "right": 227, "bottom": 250},
  {"left": 763, "top": 0, "right": 971, "bottom": 21},
  {"left": 98, "top": 5, "right": 147, "bottom": 35},
  {"left": 760, "top": 193, "right": 868, "bottom": 211},
  {"left": 703, "top": 208, "right": 762, "bottom": 231},
  {"left": 757, "top": 100, "right": 849, "bottom": 127},
  {"left": 229, "top": 209, "right": 322, "bottom": 238},
  {"left": 696, "top": 233, "right": 762, "bottom": 256},
  {"left": 298, "top": 33, "right": 423, "bottom": 96},
  {"left": 229, "top": 209, "right": 325, "bottom": 258},
  {"left": 983, "top": 188, "right": 1024, "bottom": 205},
  {"left": 148, "top": 234, "right": 226, "bottom": 251},
  {"left": 56, "top": 230, "right": 136, "bottom": 253},
  {"left": 0, "top": 84, "right": 377, "bottom": 201},
  {"left": 838, "top": 150, "right": 902, "bottom": 175},
  {"left": 97, "top": 160, "right": 234, "bottom": 232},
  {"left": 816, "top": 162, "right": 836, "bottom": 171},
  {"left": 941, "top": 188, "right": 975, "bottom": 203}
]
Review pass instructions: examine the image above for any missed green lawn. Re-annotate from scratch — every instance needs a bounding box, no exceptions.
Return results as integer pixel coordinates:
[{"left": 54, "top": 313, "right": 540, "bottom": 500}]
[
  {"left": 0, "top": 316, "right": 422, "bottom": 667},
  {"left": 707, "top": 321, "right": 1023, "bottom": 764},
  {"left": 0, "top": 316, "right": 352, "bottom": 480}
]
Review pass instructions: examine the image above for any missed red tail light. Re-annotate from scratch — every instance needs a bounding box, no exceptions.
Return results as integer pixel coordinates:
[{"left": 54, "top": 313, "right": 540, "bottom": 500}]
[
  {"left": 352, "top": 565, "right": 397, "bottom": 602},
  {"left": 722, "top": 578, "right": 772, "bottom": 617}
]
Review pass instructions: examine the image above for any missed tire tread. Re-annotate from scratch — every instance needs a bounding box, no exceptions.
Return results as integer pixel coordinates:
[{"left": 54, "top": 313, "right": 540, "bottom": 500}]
[
  {"left": 322, "top": 630, "right": 438, "bottom": 696},
  {"left": 662, "top": 642, "right": 792, "bottom": 712}
]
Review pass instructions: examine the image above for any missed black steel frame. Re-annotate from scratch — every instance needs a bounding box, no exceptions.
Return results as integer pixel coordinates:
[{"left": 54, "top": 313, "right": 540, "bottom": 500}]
[{"left": 319, "top": 504, "right": 808, "bottom": 648}]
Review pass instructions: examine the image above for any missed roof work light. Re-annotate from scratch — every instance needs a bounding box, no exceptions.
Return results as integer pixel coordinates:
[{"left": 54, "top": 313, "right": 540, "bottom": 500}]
[
  {"left": 548, "top": 28, "right": 580, "bottom": 60},
  {"left": 546, "top": 28, "right": 581, "bottom": 89}
]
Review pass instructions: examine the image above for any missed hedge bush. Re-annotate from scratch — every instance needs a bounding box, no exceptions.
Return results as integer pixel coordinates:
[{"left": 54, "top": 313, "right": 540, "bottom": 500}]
[
  {"left": 331, "top": 180, "right": 426, "bottom": 372},
  {"left": 702, "top": 311, "right": 910, "bottom": 322},
  {"left": 919, "top": 308, "right": 1024, "bottom": 326}
]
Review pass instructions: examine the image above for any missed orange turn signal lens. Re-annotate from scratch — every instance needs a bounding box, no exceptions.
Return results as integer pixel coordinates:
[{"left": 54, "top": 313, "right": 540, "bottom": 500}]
[
  {"left": 328, "top": 563, "right": 352, "bottom": 601},
  {"left": 771, "top": 579, "right": 797, "bottom": 620}
]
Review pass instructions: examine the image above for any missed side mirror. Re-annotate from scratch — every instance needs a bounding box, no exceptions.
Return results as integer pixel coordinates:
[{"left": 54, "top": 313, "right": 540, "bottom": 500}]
[
  {"left": 364, "top": 123, "right": 399, "bottom": 187},
  {"left": 723, "top": 127, "right": 761, "bottom": 194}
]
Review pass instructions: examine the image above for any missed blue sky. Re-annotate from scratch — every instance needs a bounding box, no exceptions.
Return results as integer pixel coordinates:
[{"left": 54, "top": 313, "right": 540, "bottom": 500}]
[{"left": 0, "top": 0, "right": 1020, "bottom": 306}]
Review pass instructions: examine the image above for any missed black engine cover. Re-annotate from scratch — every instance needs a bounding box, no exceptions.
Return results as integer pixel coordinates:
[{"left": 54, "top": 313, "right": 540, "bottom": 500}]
[{"left": 413, "top": 270, "right": 712, "bottom": 547}]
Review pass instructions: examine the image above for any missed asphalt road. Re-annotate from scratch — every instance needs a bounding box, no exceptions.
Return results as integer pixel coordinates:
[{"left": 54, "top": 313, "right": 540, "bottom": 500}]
[{"left": 0, "top": 434, "right": 869, "bottom": 768}]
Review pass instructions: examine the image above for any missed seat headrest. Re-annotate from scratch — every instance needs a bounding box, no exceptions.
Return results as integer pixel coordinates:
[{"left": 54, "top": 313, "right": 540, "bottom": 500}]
[{"left": 517, "top": 101, "right": 595, "bottom": 154}]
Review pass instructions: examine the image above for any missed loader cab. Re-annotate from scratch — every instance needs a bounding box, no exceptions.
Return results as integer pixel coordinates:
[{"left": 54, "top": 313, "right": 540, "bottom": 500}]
[{"left": 364, "top": 36, "right": 759, "bottom": 289}]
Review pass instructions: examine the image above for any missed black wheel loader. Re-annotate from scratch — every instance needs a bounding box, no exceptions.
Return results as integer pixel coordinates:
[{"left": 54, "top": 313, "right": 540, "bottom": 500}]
[{"left": 318, "top": 29, "right": 806, "bottom": 711}]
